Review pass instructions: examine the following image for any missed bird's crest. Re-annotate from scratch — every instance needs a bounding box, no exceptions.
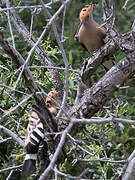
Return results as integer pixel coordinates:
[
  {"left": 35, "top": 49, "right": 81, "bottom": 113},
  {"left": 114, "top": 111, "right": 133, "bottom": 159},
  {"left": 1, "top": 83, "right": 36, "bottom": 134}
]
[{"left": 79, "top": 3, "right": 96, "bottom": 21}]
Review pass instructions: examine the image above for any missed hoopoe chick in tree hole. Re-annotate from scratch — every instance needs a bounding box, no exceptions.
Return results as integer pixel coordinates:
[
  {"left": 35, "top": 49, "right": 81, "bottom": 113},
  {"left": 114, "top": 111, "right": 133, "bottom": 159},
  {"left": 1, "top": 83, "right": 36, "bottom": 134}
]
[
  {"left": 75, "top": 3, "right": 114, "bottom": 70},
  {"left": 46, "top": 90, "right": 57, "bottom": 116},
  {"left": 22, "top": 90, "right": 57, "bottom": 175}
]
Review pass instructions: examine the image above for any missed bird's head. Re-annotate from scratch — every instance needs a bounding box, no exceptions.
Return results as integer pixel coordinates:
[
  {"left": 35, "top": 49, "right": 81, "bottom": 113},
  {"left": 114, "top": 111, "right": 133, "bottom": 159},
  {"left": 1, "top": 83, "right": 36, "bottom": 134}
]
[
  {"left": 45, "top": 90, "right": 57, "bottom": 107},
  {"left": 79, "top": 3, "right": 96, "bottom": 22}
]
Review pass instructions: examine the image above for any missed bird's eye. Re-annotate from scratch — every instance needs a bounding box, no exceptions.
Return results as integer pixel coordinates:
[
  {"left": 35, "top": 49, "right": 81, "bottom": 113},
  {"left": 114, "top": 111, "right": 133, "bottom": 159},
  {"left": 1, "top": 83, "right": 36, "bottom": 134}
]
[{"left": 83, "top": 9, "right": 86, "bottom": 11}]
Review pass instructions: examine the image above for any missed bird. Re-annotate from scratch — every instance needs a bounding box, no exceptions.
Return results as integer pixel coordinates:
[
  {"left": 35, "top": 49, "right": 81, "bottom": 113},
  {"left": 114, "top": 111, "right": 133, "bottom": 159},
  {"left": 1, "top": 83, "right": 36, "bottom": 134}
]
[
  {"left": 21, "top": 111, "right": 45, "bottom": 175},
  {"left": 46, "top": 90, "right": 57, "bottom": 116},
  {"left": 22, "top": 90, "right": 57, "bottom": 175},
  {"left": 75, "top": 3, "right": 114, "bottom": 70}
]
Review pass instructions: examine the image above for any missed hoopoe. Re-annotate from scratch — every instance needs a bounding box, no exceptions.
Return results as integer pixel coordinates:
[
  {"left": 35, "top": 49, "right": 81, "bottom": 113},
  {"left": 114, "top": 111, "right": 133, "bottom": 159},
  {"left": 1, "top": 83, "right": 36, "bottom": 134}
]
[
  {"left": 21, "top": 111, "right": 44, "bottom": 175},
  {"left": 75, "top": 3, "right": 114, "bottom": 70},
  {"left": 46, "top": 90, "right": 57, "bottom": 116},
  {"left": 22, "top": 90, "right": 57, "bottom": 175}
]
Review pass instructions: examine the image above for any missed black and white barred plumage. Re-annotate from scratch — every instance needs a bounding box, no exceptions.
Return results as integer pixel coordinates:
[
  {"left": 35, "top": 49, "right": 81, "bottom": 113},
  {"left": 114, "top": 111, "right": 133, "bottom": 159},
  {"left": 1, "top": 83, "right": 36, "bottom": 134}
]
[
  {"left": 22, "top": 90, "right": 57, "bottom": 175},
  {"left": 22, "top": 111, "right": 45, "bottom": 175}
]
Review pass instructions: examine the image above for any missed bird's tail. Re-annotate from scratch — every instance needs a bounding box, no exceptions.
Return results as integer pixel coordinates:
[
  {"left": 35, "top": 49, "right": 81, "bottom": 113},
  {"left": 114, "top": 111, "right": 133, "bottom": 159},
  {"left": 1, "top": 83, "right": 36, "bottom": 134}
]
[{"left": 21, "top": 154, "right": 37, "bottom": 175}]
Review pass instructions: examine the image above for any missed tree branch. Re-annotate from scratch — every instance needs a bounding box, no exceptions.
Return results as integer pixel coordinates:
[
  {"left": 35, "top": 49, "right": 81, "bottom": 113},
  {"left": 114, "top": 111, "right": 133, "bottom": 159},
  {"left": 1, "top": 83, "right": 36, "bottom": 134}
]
[
  {"left": 69, "top": 51, "right": 135, "bottom": 135},
  {"left": 0, "top": 29, "right": 56, "bottom": 138},
  {"left": 0, "top": 125, "right": 24, "bottom": 147},
  {"left": 10, "top": 3, "right": 64, "bottom": 99},
  {"left": 0, "top": 164, "right": 23, "bottom": 173},
  {"left": 72, "top": 51, "right": 135, "bottom": 117},
  {"left": 81, "top": 39, "right": 118, "bottom": 85},
  {"left": 39, "top": 122, "right": 73, "bottom": 180},
  {"left": 122, "top": 157, "right": 135, "bottom": 180}
]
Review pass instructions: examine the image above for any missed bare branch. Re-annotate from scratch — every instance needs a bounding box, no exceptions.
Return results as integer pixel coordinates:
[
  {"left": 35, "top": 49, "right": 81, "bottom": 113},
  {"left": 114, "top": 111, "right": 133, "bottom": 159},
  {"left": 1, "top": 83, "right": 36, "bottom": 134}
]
[
  {"left": 6, "top": 170, "right": 14, "bottom": 180},
  {"left": 0, "top": 83, "right": 29, "bottom": 96},
  {"left": 123, "top": 0, "right": 131, "bottom": 9},
  {"left": 122, "top": 157, "right": 135, "bottom": 180},
  {"left": 61, "top": 6, "right": 66, "bottom": 42},
  {"left": 0, "top": 30, "right": 56, "bottom": 139},
  {"left": 10, "top": 5, "right": 64, "bottom": 98},
  {"left": 0, "top": 30, "right": 44, "bottom": 104},
  {"left": 6, "top": 0, "right": 15, "bottom": 49},
  {"left": 29, "top": 9, "right": 35, "bottom": 40},
  {"left": 0, "top": 1, "right": 60, "bottom": 12},
  {"left": 40, "top": 0, "right": 71, "bottom": 118},
  {"left": 2, "top": 93, "right": 33, "bottom": 118},
  {"left": 77, "top": 158, "right": 127, "bottom": 164},
  {"left": 29, "top": 65, "right": 80, "bottom": 73},
  {"left": 25, "top": 1, "right": 68, "bottom": 66},
  {"left": 0, "top": 125, "right": 24, "bottom": 147},
  {"left": 121, "top": 149, "right": 135, "bottom": 178},
  {"left": 14, "top": 0, "right": 70, "bottom": 90},
  {"left": 56, "top": 67, "right": 69, "bottom": 121},
  {"left": 81, "top": 39, "right": 118, "bottom": 85},
  {"left": 0, "top": 164, "right": 23, "bottom": 173},
  {"left": 39, "top": 122, "right": 73, "bottom": 180},
  {"left": 69, "top": 51, "right": 135, "bottom": 136},
  {"left": 67, "top": 133, "right": 94, "bottom": 156},
  {"left": 71, "top": 117, "right": 135, "bottom": 125},
  {"left": 54, "top": 167, "right": 89, "bottom": 180},
  {"left": 40, "top": 0, "right": 70, "bottom": 67},
  {"left": 102, "top": 0, "right": 135, "bottom": 51}
]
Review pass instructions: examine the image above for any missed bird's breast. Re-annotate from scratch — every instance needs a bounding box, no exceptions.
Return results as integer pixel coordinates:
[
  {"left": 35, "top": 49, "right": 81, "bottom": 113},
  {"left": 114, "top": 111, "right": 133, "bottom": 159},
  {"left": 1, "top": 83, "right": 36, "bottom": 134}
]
[{"left": 78, "top": 24, "right": 104, "bottom": 53}]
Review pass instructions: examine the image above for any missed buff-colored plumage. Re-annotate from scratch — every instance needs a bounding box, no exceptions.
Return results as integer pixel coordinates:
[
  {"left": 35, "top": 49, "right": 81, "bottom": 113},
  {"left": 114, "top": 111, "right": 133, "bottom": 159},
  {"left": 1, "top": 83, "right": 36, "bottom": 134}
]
[
  {"left": 46, "top": 90, "right": 57, "bottom": 116},
  {"left": 75, "top": 3, "right": 114, "bottom": 70}
]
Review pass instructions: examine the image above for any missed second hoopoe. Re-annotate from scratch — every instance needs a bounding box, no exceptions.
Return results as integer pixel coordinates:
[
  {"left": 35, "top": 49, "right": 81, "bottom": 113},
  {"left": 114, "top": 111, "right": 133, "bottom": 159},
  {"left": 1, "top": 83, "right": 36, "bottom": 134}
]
[{"left": 75, "top": 3, "right": 114, "bottom": 70}]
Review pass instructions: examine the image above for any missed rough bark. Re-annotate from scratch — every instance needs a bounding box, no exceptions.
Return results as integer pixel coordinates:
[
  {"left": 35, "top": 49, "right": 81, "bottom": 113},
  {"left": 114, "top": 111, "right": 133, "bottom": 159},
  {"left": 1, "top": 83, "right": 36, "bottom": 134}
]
[
  {"left": 68, "top": 51, "right": 135, "bottom": 135},
  {"left": 122, "top": 157, "right": 135, "bottom": 180},
  {"left": 0, "top": 29, "right": 57, "bottom": 148},
  {"left": 10, "top": 6, "right": 64, "bottom": 100}
]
